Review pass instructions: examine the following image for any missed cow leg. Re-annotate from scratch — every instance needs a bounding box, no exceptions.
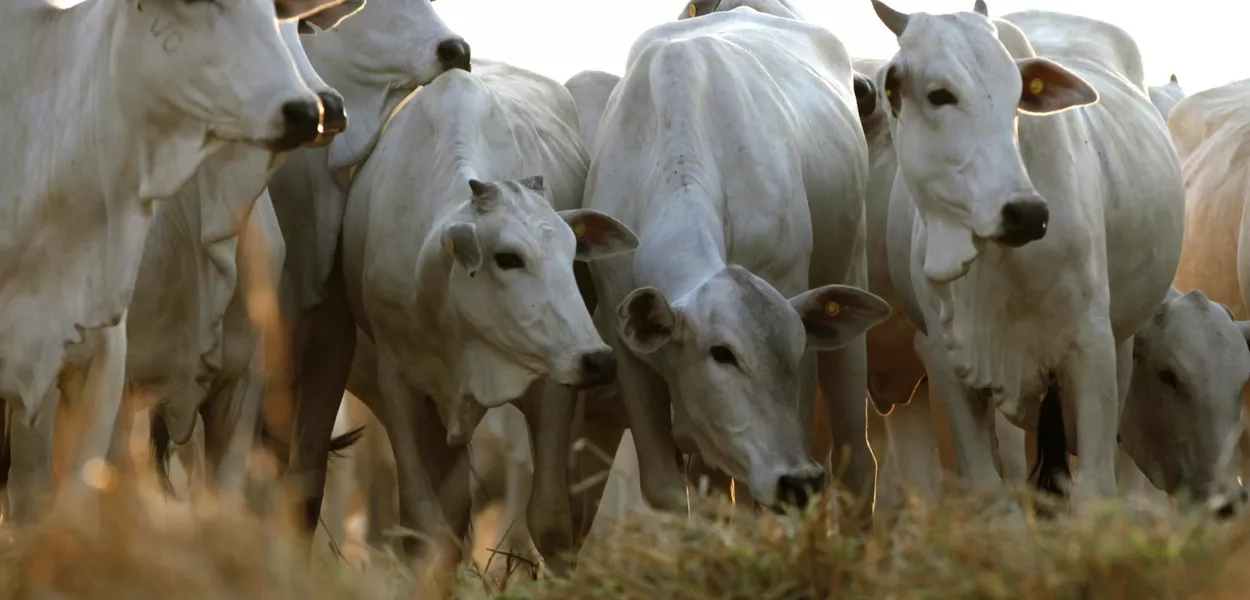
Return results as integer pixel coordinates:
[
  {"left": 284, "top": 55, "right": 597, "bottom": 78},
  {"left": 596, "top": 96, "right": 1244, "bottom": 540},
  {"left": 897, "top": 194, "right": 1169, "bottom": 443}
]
[
  {"left": 370, "top": 356, "right": 451, "bottom": 560},
  {"left": 471, "top": 404, "right": 536, "bottom": 575},
  {"left": 316, "top": 399, "right": 355, "bottom": 556},
  {"left": 1062, "top": 324, "right": 1121, "bottom": 506},
  {"left": 871, "top": 384, "right": 943, "bottom": 522},
  {"left": 817, "top": 340, "right": 874, "bottom": 528},
  {"left": 200, "top": 366, "right": 266, "bottom": 499},
  {"left": 604, "top": 339, "right": 687, "bottom": 515},
  {"left": 517, "top": 379, "right": 578, "bottom": 574},
  {"left": 569, "top": 416, "right": 624, "bottom": 543},
  {"left": 918, "top": 332, "right": 1004, "bottom": 493},
  {"left": 994, "top": 412, "right": 1028, "bottom": 486},
  {"left": 7, "top": 389, "right": 58, "bottom": 522},
  {"left": 285, "top": 272, "right": 356, "bottom": 545},
  {"left": 61, "top": 319, "right": 128, "bottom": 507},
  {"left": 412, "top": 396, "right": 475, "bottom": 560},
  {"left": 483, "top": 409, "right": 536, "bottom": 576},
  {"left": 358, "top": 404, "right": 399, "bottom": 555}
]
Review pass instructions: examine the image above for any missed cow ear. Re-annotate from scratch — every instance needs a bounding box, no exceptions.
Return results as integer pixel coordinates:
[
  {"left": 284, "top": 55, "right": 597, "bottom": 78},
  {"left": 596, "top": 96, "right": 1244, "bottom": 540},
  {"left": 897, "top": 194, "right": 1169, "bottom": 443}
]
[
  {"left": 617, "top": 287, "right": 678, "bottom": 354},
  {"left": 295, "top": 0, "right": 364, "bottom": 31},
  {"left": 1016, "top": 57, "right": 1099, "bottom": 115},
  {"left": 558, "top": 209, "right": 640, "bottom": 261},
  {"left": 441, "top": 222, "right": 482, "bottom": 277},
  {"left": 681, "top": 0, "right": 720, "bottom": 19},
  {"left": 789, "top": 284, "right": 891, "bottom": 351}
]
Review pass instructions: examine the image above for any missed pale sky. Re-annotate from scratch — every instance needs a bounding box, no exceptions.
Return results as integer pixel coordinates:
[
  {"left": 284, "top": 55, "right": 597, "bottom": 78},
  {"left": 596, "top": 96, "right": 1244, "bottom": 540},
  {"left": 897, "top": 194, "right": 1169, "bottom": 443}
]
[{"left": 435, "top": 0, "right": 1248, "bottom": 95}]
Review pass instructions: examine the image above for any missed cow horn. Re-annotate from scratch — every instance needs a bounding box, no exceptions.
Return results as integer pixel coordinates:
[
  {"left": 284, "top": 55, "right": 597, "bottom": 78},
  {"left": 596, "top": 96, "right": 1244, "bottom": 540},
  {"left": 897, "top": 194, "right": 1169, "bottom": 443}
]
[{"left": 871, "top": 0, "right": 910, "bottom": 37}]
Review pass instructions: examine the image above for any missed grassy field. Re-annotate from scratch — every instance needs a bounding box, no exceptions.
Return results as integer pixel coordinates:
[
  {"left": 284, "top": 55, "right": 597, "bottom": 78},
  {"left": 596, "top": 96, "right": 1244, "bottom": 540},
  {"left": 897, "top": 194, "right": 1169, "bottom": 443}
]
[{"left": 1, "top": 474, "right": 1246, "bottom": 600}]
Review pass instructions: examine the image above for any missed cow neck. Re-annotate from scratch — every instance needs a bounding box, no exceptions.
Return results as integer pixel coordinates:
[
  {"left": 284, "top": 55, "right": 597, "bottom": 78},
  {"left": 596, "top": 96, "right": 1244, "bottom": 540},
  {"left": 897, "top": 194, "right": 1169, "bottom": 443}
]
[
  {"left": 635, "top": 188, "right": 729, "bottom": 303},
  {"left": 303, "top": 34, "right": 411, "bottom": 173}
]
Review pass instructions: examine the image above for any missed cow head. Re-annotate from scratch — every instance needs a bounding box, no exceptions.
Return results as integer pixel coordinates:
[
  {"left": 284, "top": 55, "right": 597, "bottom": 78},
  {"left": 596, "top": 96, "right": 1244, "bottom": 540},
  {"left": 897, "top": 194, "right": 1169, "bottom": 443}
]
[
  {"left": 438, "top": 177, "right": 639, "bottom": 406},
  {"left": 678, "top": 0, "right": 803, "bottom": 20},
  {"left": 1148, "top": 74, "right": 1187, "bottom": 122},
  {"left": 276, "top": 21, "right": 347, "bottom": 145},
  {"left": 617, "top": 267, "right": 890, "bottom": 509},
  {"left": 299, "top": 0, "right": 470, "bottom": 171},
  {"left": 1120, "top": 288, "right": 1250, "bottom": 518},
  {"left": 871, "top": 0, "right": 1098, "bottom": 283},
  {"left": 114, "top": 0, "right": 328, "bottom": 198}
]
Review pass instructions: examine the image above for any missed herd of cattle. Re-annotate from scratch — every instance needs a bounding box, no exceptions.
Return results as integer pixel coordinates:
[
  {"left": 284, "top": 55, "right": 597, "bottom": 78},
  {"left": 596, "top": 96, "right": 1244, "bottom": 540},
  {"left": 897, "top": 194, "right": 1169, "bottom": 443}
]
[{"left": 5, "top": 0, "right": 1250, "bottom": 578}]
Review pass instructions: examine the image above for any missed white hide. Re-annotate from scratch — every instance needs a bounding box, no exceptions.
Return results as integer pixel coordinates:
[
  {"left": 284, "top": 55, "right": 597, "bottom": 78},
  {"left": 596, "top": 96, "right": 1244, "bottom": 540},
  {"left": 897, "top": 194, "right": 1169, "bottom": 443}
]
[
  {"left": 563, "top": 70, "right": 622, "bottom": 153},
  {"left": 678, "top": 0, "right": 803, "bottom": 20},
  {"left": 586, "top": 8, "right": 888, "bottom": 510},
  {"left": 1148, "top": 74, "right": 1186, "bottom": 122},
  {"left": 873, "top": 3, "right": 1184, "bottom": 505},
  {"left": 339, "top": 59, "right": 637, "bottom": 548},
  {"left": 0, "top": 0, "right": 322, "bottom": 519}
]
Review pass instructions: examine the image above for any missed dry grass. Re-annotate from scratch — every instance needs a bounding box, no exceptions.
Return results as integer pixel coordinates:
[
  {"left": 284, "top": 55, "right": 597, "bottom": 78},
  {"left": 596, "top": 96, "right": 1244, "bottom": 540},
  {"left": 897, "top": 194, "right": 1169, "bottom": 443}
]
[
  {"left": 474, "top": 488, "right": 1246, "bottom": 600},
  {"left": 3, "top": 474, "right": 1248, "bottom": 600}
]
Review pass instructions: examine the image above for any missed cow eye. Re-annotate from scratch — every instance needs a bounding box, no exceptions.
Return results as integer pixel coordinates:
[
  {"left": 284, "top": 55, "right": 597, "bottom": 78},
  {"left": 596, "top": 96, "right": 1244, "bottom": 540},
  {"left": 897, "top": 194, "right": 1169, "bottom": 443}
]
[
  {"left": 1158, "top": 368, "right": 1180, "bottom": 389},
  {"left": 927, "top": 88, "right": 958, "bottom": 107},
  {"left": 709, "top": 345, "right": 738, "bottom": 367},
  {"left": 494, "top": 252, "right": 524, "bottom": 270}
]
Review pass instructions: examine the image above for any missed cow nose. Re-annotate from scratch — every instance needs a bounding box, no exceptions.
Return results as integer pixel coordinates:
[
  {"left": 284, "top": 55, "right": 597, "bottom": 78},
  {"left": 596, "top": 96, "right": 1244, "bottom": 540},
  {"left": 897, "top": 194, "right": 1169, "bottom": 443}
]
[
  {"left": 853, "top": 73, "right": 876, "bottom": 118},
  {"left": 995, "top": 198, "right": 1049, "bottom": 247},
  {"left": 437, "top": 38, "right": 472, "bottom": 73},
  {"left": 776, "top": 471, "right": 826, "bottom": 510},
  {"left": 1209, "top": 486, "right": 1249, "bottom": 520},
  {"left": 578, "top": 350, "right": 617, "bottom": 388},
  {"left": 317, "top": 90, "right": 348, "bottom": 137},
  {"left": 273, "top": 98, "right": 322, "bottom": 151}
]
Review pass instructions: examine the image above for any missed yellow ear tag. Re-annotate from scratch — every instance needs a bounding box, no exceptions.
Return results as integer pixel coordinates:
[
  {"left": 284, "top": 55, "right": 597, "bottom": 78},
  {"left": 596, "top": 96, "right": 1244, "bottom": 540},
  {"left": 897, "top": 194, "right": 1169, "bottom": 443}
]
[
  {"left": 688, "top": 4, "right": 697, "bottom": 17},
  {"left": 572, "top": 222, "right": 587, "bottom": 238},
  {"left": 885, "top": 89, "right": 892, "bottom": 97},
  {"left": 449, "top": 239, "right": 455, "bottom": 254},
  {"left": 1029, "top": 78, "right": 1044, "bottom": 95},
  {"left": 825, "top": 301, "right": 840, "bottom": 317}
]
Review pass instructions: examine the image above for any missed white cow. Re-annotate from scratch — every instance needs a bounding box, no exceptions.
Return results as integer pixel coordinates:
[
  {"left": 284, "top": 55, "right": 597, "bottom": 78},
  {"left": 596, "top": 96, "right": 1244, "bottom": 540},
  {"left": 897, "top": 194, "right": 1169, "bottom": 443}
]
[
  {"left": 448, "top": 69, "right": 637, "bottom": 573},
  {"left": 564, "top": 71, "right": 622, "bottom": 155},
  {"left": 339, "top": 60, "right": 639, "bottom": 559},
  {"left": 1149, "top": 74, "right": 1187, "bottom": 122},
  {"left": 260, "top": 0, "right": 471, "bottom": 542},
  {"left": 1119, "top": 287, "right": 1249, "bottom": 513},
  {"left": 870, "top": 1, "right": 1184, "bottom": 508},
  {"left": 0, "top": 0, "right": 330, "bottom": 521},
  {"left": 132, "top": 21, "right": 347, "bottom": 499},
  {"left": 586, "top": 8, "right": 889, "bottom": 515},
  {"left": 1169, "top": 79, "right": 1250, "bottom": 483}
]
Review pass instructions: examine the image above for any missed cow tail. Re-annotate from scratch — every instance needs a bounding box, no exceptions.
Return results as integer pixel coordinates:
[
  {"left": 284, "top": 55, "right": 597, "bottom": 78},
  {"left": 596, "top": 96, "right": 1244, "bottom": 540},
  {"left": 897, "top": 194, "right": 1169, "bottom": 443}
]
[
  {"left": 0, "top": 402, "right": 11, "bottom": 490},
  {"left": 149, "top": 410, "right": 174, "bottom": 495},
  {"left": 257, "top": 419, "right": 364, "bottom": 466},
  {"left": 328, "top": 426, "right": 365, "bottom": 461},
  {"left": 1029, "top": 380, "right": 1070, "bottom": 508}
]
